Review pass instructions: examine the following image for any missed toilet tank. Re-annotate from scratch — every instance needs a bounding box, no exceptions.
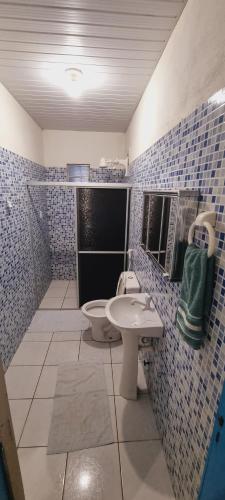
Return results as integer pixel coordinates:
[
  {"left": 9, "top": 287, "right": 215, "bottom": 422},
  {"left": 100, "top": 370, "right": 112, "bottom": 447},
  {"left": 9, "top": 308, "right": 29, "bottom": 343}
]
[{"left": 116, "top": 271, "right": 140, "bottom": 295}]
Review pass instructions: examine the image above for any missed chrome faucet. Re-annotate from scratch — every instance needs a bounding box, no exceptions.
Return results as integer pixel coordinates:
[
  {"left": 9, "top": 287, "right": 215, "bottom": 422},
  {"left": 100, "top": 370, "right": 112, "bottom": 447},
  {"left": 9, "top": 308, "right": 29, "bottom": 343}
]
[{"left": 130, "top": 293, "right": 154, "bottom": 311}]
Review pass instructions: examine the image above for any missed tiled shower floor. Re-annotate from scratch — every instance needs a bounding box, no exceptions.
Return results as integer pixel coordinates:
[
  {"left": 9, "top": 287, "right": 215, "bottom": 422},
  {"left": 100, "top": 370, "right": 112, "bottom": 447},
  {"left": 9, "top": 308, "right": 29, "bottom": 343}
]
[
  {"left": 39, "top": 280, "right": 78, "bottom": 310},
  {"left": 5, "top": 310, "right": 174, "bottom": 500}
]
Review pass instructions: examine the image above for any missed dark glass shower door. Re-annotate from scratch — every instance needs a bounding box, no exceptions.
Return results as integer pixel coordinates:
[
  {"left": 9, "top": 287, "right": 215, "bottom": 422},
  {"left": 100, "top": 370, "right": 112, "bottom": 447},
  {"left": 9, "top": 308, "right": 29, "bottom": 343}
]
[{"left": 77, "top": 187, "right": 129, "bottom": 306}]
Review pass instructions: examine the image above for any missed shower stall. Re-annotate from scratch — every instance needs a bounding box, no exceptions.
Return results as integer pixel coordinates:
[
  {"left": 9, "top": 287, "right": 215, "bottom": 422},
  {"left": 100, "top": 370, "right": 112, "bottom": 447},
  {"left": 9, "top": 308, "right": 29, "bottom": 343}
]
[
  {"left": 27, "top": 181, "right": 131, "bottom": 308},
  {"left": 76, "top": 186, "right": 130, "bottom": 305}
]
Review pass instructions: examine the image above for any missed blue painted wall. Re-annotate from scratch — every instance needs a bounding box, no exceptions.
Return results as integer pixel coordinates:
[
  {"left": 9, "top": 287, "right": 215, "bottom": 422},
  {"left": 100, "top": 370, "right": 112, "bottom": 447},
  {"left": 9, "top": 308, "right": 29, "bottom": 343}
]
[{"left": 199, "top": 380, "right": 225, "bottom": 499}]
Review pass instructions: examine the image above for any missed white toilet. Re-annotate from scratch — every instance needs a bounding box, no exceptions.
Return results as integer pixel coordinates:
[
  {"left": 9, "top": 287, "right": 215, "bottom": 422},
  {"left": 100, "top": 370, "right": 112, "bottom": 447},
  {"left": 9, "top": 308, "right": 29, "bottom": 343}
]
[{"left": 81, "top": 271, "right": 140, "bottom": 342}]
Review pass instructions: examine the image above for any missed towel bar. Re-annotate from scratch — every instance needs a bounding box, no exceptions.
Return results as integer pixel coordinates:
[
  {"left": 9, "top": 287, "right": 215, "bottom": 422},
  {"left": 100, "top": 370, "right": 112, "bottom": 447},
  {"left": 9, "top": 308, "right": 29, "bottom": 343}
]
[{"left": 188, "top": 211, "right": 216, "bottom": 257}]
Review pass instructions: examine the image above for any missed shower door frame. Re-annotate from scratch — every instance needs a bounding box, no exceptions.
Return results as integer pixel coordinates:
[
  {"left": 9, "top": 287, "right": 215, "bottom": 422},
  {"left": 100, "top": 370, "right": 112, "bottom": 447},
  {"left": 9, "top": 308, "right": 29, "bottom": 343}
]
[
  {"left": 27, "top": 181, "right": 131, "bottom": 308},
  {"left": 75, "top": 184, "right": 131, "bottom": 307}
]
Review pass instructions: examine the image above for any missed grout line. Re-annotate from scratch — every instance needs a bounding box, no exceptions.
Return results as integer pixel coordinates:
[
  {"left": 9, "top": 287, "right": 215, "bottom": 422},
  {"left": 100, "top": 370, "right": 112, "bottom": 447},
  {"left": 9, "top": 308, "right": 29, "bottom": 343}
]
[
  {"left": 77, "top": 334, "right": 82, "bottom": 360},
  {"left": 52, "top": 330, "right": 83, "bottom": 333},
  {"left": 110, "top": 347, "right": 119, "bottom": 445},
  {"left": 17, "top": 338, "right": 53, "bottom": 448},
  {"left": 12, "top": 398, "right": 32, "bottom": 448},
  {"left": 18, "top": 445, "right": 48, "bottom": 449},
  {"left": 62, "top": 453, "right": 69, "bottom": 500},
  {"left": 61, "top": 281, "right": 69, "bottom": 310},
  {"left": 117, "top": 442, "right": 124, "bottom": 500},
  {"left": 113, "top": 393, "right": 119, "bottom": 444},
  {"left": 17, "top": 434, "right": 161, "bottom": 448},
  {"left": 11, "top": 396, "right": 53, "bottom": 401},
  {"left": 17, "top": 342, "right": 51, "bottom": 448},
  {"left": 11, "top": 364, "right": 47, "bottom": 367},
  {"left": 22, "top": 340, "right": 51, "bottom": 342},
  {"left": 61, "top": 280, "right": 77, "bottom": 310},
  {"left": 39, "top": 307, "right": 65, "bottom": 311}
]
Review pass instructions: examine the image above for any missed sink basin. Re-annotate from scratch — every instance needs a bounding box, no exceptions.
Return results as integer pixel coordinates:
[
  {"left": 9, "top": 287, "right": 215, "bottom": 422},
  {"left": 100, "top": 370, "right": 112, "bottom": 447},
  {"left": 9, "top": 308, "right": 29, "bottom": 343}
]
[
  {"left": 105, "top": 293, "right": 163, "bottom": 336},
  {"left": 105, "top": 293, "right": 163, "bottom": 400}
]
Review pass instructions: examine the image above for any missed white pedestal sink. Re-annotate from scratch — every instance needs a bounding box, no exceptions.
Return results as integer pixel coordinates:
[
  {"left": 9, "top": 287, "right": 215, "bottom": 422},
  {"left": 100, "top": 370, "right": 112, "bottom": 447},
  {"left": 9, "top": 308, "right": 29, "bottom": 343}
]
[{"left": 105, "top": 293, "right": 163, "bottom": 400}]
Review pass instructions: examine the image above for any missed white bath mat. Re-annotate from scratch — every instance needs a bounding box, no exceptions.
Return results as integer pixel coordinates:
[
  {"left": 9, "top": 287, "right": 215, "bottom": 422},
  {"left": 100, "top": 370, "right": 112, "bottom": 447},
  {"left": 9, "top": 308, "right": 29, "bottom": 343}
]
[{"left": 47, "top": 362, "right": 113, "bottom": 454}]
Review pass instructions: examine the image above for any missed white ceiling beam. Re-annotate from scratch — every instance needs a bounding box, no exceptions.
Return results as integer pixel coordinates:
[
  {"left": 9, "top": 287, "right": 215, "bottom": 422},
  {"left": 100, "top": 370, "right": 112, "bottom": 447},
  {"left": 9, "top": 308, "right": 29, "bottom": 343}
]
[
  {"left": 0, "top": 60, "right": 152, "bottom": 77},
  {"left": 0, "top": 19, "right": 172, "bottom": 41},
  {"left": 0, "top": 41, "right": 161, "bottom": 61},
  {"left": 0, "top": 5, "right": 176, "bottom": 30},
  {"left": 0, "top": 31, "right": 167, "bottom": 52},
  {"left": 0, "top": 1, "right": 184, "bottom": 17},
  {"left": 0, "top": 51, "right": 157, "bottom": 69}
]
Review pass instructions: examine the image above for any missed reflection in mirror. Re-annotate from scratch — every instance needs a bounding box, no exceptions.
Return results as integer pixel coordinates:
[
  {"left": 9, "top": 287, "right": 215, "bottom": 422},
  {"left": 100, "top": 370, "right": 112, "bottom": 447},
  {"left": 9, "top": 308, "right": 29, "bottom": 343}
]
[
  {"left": 141, "top": 190, "right": 198, "bottom": 281},
  {"left": 147, "top": 195, "right": 163, "bottom": 253}
]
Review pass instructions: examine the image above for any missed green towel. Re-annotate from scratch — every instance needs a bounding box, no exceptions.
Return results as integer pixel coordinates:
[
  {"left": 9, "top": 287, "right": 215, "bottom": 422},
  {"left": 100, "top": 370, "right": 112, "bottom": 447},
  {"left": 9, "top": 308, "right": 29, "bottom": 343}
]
[{"left": 176, "top": 244, "right": 214, "bottom": 350}]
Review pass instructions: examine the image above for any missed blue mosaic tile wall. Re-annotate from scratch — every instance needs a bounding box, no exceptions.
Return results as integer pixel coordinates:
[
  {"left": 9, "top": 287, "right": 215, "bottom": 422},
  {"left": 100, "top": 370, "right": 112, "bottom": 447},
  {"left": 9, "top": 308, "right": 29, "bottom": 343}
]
[
  {"left": 90, "top": 166, "right": 126, "bottom": 183},
  {"left": 128, "top": 98, "right": 225, "bottom": 499},
  {"left": 28, "top": 185, "right": 52, "bottom": 303},
  {"left": 45, "top": 166, "right": 126, "bottom": 278},
  {"left": 47, "top": 186, "right": 76, "bottom": 279},
  {"left": 0, "top": 148, "right": 51, "bottom": 369},
  {"left": 45, "top": 166, "right": 126, "bottom": 183}
]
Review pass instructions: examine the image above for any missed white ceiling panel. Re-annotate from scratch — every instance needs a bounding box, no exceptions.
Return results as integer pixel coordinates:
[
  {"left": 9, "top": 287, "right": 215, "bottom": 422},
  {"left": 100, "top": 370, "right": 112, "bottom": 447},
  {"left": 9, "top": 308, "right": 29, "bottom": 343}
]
[{"left": 0, "top": 0, "right": 187, "bottom": 131}]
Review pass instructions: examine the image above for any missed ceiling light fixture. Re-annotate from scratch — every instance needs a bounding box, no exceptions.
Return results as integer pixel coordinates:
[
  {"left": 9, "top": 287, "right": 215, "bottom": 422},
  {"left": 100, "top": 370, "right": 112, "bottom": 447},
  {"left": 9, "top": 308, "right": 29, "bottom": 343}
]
[
  {"left": 44, "top": 65, "right": 106, "bottom": 98},
  {"left": 64, "top": 67, "right": 84, "bottom": 98}
]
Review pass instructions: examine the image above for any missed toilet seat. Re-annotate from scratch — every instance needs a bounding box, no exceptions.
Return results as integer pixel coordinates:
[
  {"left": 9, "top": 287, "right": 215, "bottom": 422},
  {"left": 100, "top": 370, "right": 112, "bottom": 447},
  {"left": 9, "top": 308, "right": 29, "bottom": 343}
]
[
  {"left": 82, "top": 300, "right": 108, "bottom": 318},
  {"left": 82, "top": 299, "right": 120, "bottom": 342}
]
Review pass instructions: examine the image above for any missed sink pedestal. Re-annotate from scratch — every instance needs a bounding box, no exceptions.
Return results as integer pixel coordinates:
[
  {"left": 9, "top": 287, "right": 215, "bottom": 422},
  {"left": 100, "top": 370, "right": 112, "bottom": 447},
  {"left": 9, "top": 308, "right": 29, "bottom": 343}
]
[
  {"left": 119, "top": 332, "right": 139, "bottom": 400},
  {"left": 105, "top": 293, "right": 163, "bottom": 401}
]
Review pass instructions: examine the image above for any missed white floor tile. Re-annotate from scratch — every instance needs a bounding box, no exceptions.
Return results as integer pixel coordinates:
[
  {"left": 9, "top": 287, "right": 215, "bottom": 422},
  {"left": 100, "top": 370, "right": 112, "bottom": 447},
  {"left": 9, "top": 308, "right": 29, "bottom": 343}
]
[
  {"left": 18, "top": 447, "right": 66, "bottom": 500},
  {"left": 65, "top": 289, "right": 77, "bottom": 299},
  {"left": 23, "top": 331, "right": 52, "bottom": 342},
  {"left": 67, "top": 281, "right": 76, "bottom": 290},
  {"left": 112, "top": 363, "right": 148, "bottom": 395},
  {"left": 52, "top": 331, "right": 81, "bottom": 341},
  {"left": 44, "top": 288, "right": 66, "bottom": 298},
  {"left": 9, "top": 399, "right": 32, "bottom": 445},
  {"left": 39, "top": 297, "right": 64, "bottom": 309},
  {"left": 29, "top": 310, "right": 89, "bottom": 332},
  {"left": 64, "top": 444, "right": 122, "bottom": 500},
  {"left": 120, "top": 441, "right": 175, "bottom": 500},
  {"left": 79, "top": 341, "right": 111, "bottom": 364},
  {"left": 5, "top": 366, "right": 42, "bottom": 399},
  {"left": 35, "top": 366, "right": 58, "bottom": 398},
  {"left": 45, "top": 341, "right": 79, "bottom": 365},
  {"left": 111, "top": 340, "right": 123, "bottom": 363},
  {"left": 104, "top": 364, "right": 114, "bottom": 395},
  {"left": 49, "top": 280, "right": 69, "bottom": 289},
  {"left": 20, "top": 399, "right": 53, "bottom": 446},
  {"left": 10, "top": 341, "right": 49, "bottom": 366},
  {"left": 109, "top": 396, "right": 118, "bottom": 442},
  {"left": 115, "top": 395, "right": 159, "bottom": 442},
  {"left": 62, "top": 298, "right": 78, "bottom": 309}
]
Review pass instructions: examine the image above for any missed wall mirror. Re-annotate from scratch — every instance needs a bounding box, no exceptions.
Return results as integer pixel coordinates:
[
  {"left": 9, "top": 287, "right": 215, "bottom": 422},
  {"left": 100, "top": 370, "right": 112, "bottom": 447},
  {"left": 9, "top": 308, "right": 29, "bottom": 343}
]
[{"left": 141, "top": 190, "right": 198, "bottom": 280}]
